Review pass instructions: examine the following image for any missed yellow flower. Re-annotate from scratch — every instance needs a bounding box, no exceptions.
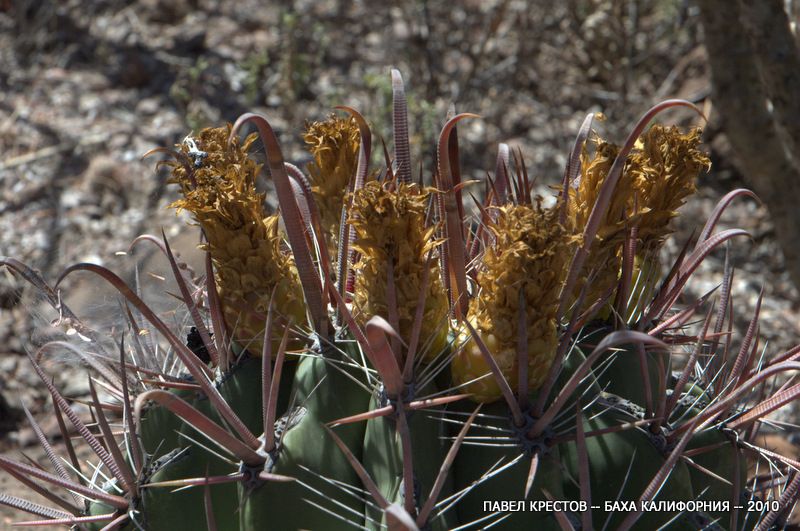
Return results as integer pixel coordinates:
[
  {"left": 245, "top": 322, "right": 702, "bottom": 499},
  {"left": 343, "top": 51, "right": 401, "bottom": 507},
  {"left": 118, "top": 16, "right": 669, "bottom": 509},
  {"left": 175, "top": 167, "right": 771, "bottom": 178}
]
[
  {"left": 304, "top": 114, "right": 361, "bottom": 255},
  {"left": 566, "top": 125, "right": 710, "bottom": 318},
  {"left": 624, "top": 125, "right": 710, "bottom": 250},
  {"left": 167, "top": 125, "right": 307, "bottom": 357},
  {"left": 452, "top": 203, "right": 569, "bottom": 402},
  {"left": 624, "top": 125, "right": 710, "bottom": 321},
  {"left": 348, "top": 180, "right": 449, "bottom": 361}
]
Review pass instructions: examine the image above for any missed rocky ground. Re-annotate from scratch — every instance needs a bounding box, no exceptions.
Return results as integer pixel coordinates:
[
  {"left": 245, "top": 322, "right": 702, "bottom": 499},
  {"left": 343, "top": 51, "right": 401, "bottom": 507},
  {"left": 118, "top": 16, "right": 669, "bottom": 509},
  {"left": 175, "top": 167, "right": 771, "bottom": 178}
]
[{"left": 1, "top": 0, "right": 800, "bottom": 527}]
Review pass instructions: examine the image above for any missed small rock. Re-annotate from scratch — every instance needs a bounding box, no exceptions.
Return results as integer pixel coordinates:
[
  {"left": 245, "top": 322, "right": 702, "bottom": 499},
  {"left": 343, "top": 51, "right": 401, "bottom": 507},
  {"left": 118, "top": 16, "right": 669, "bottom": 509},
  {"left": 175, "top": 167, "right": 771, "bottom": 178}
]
[
  {"left": 60, "top": 374, "right": 91, "bottom": 399},
  {"left": 136, "top": 97, "right": 161, "bottom": 116},
  {"left": 139, "top": 0, "right": 194, "bottom": 24},
  {"left": 173, "top": 27, "right": 206, "bottom": 54},
  {"left": 0, "top": 354, "right": 18, "bottom": 374}
]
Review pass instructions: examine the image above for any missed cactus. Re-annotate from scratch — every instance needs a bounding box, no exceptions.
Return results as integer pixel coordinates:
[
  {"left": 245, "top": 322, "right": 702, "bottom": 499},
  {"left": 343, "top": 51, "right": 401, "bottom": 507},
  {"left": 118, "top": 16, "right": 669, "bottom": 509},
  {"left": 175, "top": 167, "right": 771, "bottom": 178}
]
[{"left": 3, "top": 70, "right": 800, "bottom": 531}]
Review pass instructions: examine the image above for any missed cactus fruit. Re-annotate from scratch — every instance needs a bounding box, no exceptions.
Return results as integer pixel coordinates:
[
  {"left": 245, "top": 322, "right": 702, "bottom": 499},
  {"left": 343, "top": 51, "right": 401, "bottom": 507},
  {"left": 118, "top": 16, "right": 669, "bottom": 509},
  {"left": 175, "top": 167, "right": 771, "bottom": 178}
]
[{"left": 3, "top": 71, "right": 800, "bottom": 531}]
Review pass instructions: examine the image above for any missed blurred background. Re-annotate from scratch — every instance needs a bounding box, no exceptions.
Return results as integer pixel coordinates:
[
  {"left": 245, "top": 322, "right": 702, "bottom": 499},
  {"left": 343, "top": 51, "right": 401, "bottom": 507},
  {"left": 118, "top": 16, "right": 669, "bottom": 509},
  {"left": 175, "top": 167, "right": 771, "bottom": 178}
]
[{"left": 2, "top": 0, "right": 800, "bottom": 522}]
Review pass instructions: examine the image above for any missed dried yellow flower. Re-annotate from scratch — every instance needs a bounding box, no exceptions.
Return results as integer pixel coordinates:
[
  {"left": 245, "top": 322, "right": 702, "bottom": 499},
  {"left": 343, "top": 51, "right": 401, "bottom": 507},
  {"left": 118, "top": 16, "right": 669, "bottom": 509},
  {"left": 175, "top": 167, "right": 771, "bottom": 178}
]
[
  {"left": 567, "top": 125, "right": 710, "bottom": 317},
  {"left": 624, "top": 125, "right": 710, "bottom": 250},
  {"left": 452, "top": 203, "right": 569, "bottom": 402},
  {"left": 348, "top": 180, "right": 449, "bottom": 361},
  {"left": 167, "top": 125, "right": 307, "bottom": 357},
  {"left": 304, "top": 114, "right": 361, "bottom": 254}
]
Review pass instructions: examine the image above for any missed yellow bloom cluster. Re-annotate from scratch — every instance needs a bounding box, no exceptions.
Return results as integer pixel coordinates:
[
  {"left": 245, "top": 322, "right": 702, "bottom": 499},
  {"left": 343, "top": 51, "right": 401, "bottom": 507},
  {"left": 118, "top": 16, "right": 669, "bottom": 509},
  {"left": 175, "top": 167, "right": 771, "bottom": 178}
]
[
  {"left": 452, "top": 203, "right": 569, "bottom": 402},
  {"left": 623, "top": 125, "right": 710, "bottom": 250},
  {"left": 348, "top": 180, "right": 449, "bottom": 361},
  {"left": 304, "top": 115, "right": 361, "bottom": 254},
  {"left": 567, "top": 125, "right": 710, "bottom": 316},
  {"left": 167, "top": 125, "right": 307, "bottom": 357}
]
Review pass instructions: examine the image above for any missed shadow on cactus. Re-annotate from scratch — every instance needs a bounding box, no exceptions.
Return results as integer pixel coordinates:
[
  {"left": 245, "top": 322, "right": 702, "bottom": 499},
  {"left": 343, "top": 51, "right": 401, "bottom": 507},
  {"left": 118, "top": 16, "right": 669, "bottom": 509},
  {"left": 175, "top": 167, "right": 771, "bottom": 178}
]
[{"left": 2, "top": 69, "right": 800, "bottom": 530}]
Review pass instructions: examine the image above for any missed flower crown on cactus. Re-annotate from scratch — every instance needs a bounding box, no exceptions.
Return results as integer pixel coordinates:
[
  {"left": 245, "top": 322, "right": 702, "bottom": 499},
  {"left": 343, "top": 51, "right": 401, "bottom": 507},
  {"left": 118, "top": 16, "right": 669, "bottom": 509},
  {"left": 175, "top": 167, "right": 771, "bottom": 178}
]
[{"left": 1, "top": 70, "right": 799, "bottom": 531}]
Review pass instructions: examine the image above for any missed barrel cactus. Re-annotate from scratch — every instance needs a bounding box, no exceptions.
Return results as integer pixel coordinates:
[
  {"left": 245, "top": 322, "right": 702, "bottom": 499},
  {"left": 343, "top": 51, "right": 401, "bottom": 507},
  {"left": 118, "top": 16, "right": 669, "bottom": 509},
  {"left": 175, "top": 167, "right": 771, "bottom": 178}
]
[{"left": 2, "top": 69, "right": 800, "bottom": 531}]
